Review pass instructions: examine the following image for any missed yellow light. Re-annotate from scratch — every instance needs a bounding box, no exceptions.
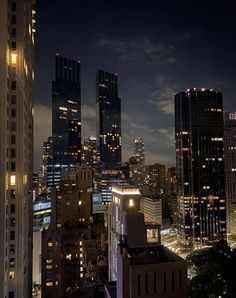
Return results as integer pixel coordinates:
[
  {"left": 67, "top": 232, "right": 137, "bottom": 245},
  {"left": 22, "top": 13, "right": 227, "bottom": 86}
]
[
  {"left": 9, "top": 271, "right": 15, "bottom": 280},
  {"left": 129, "top": 199, "right": 134, "bottom": 207},
  {"left": 11, "top": 53, "right": 17, "bottom": 64},
  {"left": 59, "top": 107, "right": 67, "bottom": 111},
  {"left": 112, "top": 186, "right": 140, "bottom": 195},
  {"left": 23, "top": 174, "right": 28, "bottom": 185},
  {"left": 10, "top": 175, "right": 16, "bottom": 186}
]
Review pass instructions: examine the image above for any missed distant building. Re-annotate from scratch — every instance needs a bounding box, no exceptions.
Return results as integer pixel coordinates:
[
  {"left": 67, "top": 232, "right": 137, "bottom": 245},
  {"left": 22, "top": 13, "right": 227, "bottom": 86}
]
[
  {"left": 175, "top": 88, "right": 226, "bottom": 247},
  {"left": 224, "top": 112, "right": 236, "bottom": 235},
  {"left": 51, "top": 55, "right": 81, "bottom": 188},
  {"left": 144, "top": 163, "right": 166, "bottom": 195},
  {"left": 166, "top": 167, "right": 178, "bottom": 224},
  {"left": 140, "top": 196, "right": 162, "bottom": 225},
  {"left": 40, "top": 136, "right": 53, "bottom": 190},
  {"left": 106, "top": 185, "right": 187, "bottom": 298},
  {"left": 97, "top": 162, "right": 130, "bottom": 204},
  {"left": 96, "top": 70, "right": 121, "bottom": 164},
  {"left": 81, "top": 136, "right": 98, "bottom": 166},
  {"left": 0, "top": 0, "right": 35, "bottom": 296},
  {"left": 33, "top": 194, "right": 51, "bottom": 229},
  {"left": 129, "top": 138, "right": 145, "bottom": 187}
]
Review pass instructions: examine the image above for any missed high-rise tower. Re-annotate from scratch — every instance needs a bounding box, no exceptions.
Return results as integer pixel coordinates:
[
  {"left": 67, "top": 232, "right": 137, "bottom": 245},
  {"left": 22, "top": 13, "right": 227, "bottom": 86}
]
[
  {"left": 0, "top": 0, "right": 35, "bottom": 297},
  {"left": 96, "top": 70, "right": 121, "bottom": 164},
  {"left": 224, "top": 112, "right": 236, "bottom": 235},
  {"left": 52, "top": 55, "right": 81, "bottom": 187},
  {"left": 134, "top": 137, "right": 145, "bottom": 165},
  {"left": 175, "top": 88, "right": 226, "bottom": 247}
]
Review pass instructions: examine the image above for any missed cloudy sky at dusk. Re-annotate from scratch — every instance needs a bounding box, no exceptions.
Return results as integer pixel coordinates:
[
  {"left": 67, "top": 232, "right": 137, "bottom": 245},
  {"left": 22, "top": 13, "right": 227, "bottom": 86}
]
[{"left": 34, "top": 0, "right": 236, "bottom": 169}]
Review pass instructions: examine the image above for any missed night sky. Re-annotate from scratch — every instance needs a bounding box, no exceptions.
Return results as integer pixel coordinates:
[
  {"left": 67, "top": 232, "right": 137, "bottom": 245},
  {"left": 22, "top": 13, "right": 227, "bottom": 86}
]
[{"left": 34, "top": 0, "right": 236, "bottom": 169}]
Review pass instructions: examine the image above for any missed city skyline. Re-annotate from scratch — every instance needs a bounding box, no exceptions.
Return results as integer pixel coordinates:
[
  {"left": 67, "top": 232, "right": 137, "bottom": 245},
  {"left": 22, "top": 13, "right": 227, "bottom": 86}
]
[{"left": 34, "top": 0, "right": 236, "bottom": 169}]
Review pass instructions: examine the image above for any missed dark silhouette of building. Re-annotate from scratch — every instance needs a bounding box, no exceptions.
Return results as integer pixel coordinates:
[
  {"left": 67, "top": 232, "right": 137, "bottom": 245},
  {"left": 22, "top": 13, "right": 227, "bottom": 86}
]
[
  {"left": 96, "top": 70, "right": 121, "bottom": 164},
  {"left": 175, "top": 88, "right": 226, "bottom": 247},
  {"left": 51, "top": 55, "right": 81, "bottom": 188}
]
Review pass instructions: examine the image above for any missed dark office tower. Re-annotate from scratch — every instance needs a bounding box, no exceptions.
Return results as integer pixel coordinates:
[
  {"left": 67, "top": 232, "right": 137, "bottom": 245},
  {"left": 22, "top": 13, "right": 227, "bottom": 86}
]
[
  {"left": 96, "top": 70, "right": 121, "bottom": 163},
  {"left": 52, "top": 55, "right": 81, "bottom": 186},
  {"left": 175, "top": 88, "right": 226, "bottom": 248},
  {"left": 224, "top": 112, "right": 236, "bottom": 235}
]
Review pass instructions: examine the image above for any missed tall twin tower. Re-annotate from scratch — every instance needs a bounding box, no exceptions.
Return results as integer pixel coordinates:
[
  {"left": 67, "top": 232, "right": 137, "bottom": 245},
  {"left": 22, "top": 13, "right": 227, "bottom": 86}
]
[{"left": 51, "top": 55, "right": 121, "bottom": 187}]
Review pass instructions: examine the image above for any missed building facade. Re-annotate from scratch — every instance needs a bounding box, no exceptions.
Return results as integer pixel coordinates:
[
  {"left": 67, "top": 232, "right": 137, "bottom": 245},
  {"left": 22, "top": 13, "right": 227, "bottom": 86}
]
[
  {"left": 107, "top": 186, "right": 187, "bottom": 298},
  {"left": 175, "top": 89, "right": 226, "bottom": 247},
  {"left": 140, "top": 196, "right": 162, "bottom": 225},
  {"left": 96, "top": 70, "right": 121, "bottom": 164},
  {"left": 52, "top": 55, "right": 81, "bottom": 188},
  {"left": 42, "top": 167, "right": 94, "bottom": 298},
  {"left": 0, "top": 1, "right": 35, "bottom": 297},
  {"left": 224, "top": 112, "right": 236, "bottom": 235}
]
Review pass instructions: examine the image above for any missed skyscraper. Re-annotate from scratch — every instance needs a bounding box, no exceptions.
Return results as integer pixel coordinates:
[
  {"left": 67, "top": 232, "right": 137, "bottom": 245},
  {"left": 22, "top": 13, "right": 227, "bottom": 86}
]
[
  {"left": 129, "top": 138, "right": 145, "bottom": 187},
  {"left": 134, "top": 137, "right": 145, "bottom": 165},
  {"left": 96, "top": 70, "right": 121, "bottom": 164},
  {"left": 0, "top": 0, "right": 35, "bottom": 297},
  {"left": 224, "top": 112, "right": 236, "bottom": 235},
  {"left": 175, "top": 88, "right": 226, "bottom": 247},
  {"left": 52, "top": 55, "right": 81, "bottom": 187}
]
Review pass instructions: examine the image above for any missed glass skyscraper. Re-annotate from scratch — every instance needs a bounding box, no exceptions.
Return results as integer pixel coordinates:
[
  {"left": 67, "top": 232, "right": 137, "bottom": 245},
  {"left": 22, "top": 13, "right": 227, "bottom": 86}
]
[
  {"left": 175, "top": 88, "right": 226, "bottom": 247},
  {"left": 224, "top": 112, "right": 236, "bottom": 235},
  {"left": 96, "top": 70, "right": 121, "bottom": 164},
  {"left": 51, "top": 55, "right": 81, "bottom": 188}
]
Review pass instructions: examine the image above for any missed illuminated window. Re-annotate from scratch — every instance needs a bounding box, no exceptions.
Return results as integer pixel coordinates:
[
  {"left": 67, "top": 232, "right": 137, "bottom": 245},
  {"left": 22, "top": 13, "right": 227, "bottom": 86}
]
[
  {"left": 9, "top": 271, "right": 15, "bottom": 279},
  {"left": 46, "top": 282, "right": 53, "bottom": 287},
  {"left": 80, "top": 253, "right": 83, "bottom": 258},
  {"left": 46, "top": 265, "right": 53, "bottom": 269},
  {"left": 10, "top": 175, "right": 16, "bottom": 186},
  {"left": 11, "top": 53, "right": 17, "bottom": 64},
  {"left": 23, "top": 174, "right": 27, "bottom": 184},
  {"left": 66, "top": 254, "right": 72, "bottom": 260},
  {"left": 46, "top": 259, "right": 53, "bottom": 264},
  {"left": 78, "top": 200, "right": 82, "bottom": 205},
  {"left": 48, "top": 242, "right": 53, "bottom": 247},
  {"left": 80, "top": 273, "right": 83, "bottom": 278},
  {"left": 129, "top": 199, "right": 134, "bottom": 207}
]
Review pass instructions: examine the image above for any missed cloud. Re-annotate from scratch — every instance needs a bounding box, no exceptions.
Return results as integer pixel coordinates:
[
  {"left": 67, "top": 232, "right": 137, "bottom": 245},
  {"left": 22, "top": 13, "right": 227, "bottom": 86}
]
[
  {"left": 179, "top": 30, "right": 201, "bottom": 41},
  {"left": 97, "top": 36, "right": 176, "bottom": 68},
  {"left": 82, "top": 104, "right": 96, "bottom": 120},
  {"left": 34, "top": 104, "right": 52, "bottom": 169},
  {"left": 149, "top": 76, "right": 177, "bottom": 115},
  {"left": 158, "top": 127, "right": 175, "bottom": 143}
]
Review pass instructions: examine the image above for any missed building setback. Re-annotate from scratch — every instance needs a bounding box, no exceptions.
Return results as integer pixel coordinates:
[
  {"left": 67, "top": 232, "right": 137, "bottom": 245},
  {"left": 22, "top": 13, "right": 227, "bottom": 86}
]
[
  {"left": 224, "top": 112, "right": 236, "bottom": 235},
  {"left": 175, "top": 88, "right": 226, "bottom": 247}
]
